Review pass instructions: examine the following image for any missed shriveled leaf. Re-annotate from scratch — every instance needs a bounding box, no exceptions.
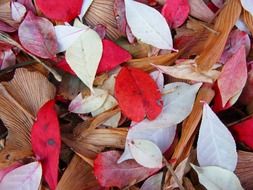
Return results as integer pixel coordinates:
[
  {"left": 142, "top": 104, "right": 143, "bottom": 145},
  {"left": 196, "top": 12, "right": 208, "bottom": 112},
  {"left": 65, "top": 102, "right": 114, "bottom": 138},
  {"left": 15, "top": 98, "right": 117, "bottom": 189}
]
[
  {"left": 241, "top": 0, "right": 253, "bottom": 16},
  {"left": 69, "top": 88, "right": 108, "bottom": 114},
  {"left": 214, "top": 46, "right": 247, "bottom": 110},
  {"left": 0, "top": 162, "right": 42, "bottom": 190},
  {"left": 162, "top": 0, "right": 190, "bottom": 29},
  {"left": 115, "top": 67, "right": 163, "bottom": 122},
  {"left": 35, "top": 0, "right": 83, "bottom": 22},
  {"left": 94, "top": 150, "right": 160, "bottom": 188},
  {"left": 191, "top": 164, "right": 243, "bottom": 190},
  {"left": 11, "top": 2, "right": 26, "bottom": 22},
  {"left": 125, "top": 0, "right": 173, "bottom": 50},
  {"left": 128, "top": 139, "right": 163, "bottom": 168},
  {"left": 197, "top": 103, "right": 237, "bottom": 171},
  {"left": 18, "top": 11, "right": 57, "bottom": 59},
  {"left": 169, "top": 157, "right": 191, "bottom": 189},
  {"left": 230, "top": 117, "right": 253, "bottom": 149},
  {"left": 54, "top": 25, "right": 86, "bottom": 53},
  {"left": 0, "top": 49, "right": 16, "bottom": 70},
  {"left": 188, "top": 0, "right": 215, "bottom": 22},
  {"left": 79, "top": 0, "right": 94, "bottom": 19},
  {"left": 57, "top": 155, "right": 101, "bottom": 190},
  {"left": 31, "top": 100, "right": 61, "bottom": 190},
  {"left": 153, "top": 60, "right": 220, "bottom": 83},
  {"left": 140, "top": 172, "right": 163, "bottom": 190},
  {"left": 97, "top": 39, "right": 132, "bottom": 74},
  {"left": 65, "top": 20, "right": 103, "bottom": 91}
]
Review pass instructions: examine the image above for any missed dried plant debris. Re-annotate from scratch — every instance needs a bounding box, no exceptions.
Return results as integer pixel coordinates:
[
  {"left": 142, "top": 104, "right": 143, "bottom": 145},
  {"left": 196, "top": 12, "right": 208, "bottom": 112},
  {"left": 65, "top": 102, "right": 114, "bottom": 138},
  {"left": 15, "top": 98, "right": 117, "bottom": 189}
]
[{"left": 0, "top": 0, "right": 252, "bottom": 189}]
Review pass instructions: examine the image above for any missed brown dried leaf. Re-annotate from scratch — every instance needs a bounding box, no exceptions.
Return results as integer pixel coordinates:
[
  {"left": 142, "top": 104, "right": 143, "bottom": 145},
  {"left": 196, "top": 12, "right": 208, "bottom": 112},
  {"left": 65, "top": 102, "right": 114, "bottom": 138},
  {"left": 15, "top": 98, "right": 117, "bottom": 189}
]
[
  {"left": 235, "top": 151, "right": 253, "bottom": 190},
  {"left": 242, "top": 9, "right": 253, "bottom": 36},
  {"left": 85, "top": 0, "right": 121, "bottom": 40},
  {"left": 196, "top": 0, "right": 242, "bottom": 71},
  {"left": 171, "top": 86, "right": 215, "bottom": 167},
  {"left": 0, "top": 68, "right": 56, "bottom": 168},
  {"left": 125, "top": 52, "right": 180, "bottom": 72},
  {"left": 57, "top": 155, "right": 101, "bottom": 190},
  {"left": 62, "top": 128, "right": 127, "bottom": 159},
  {"left": 0, "top": 0, "right": 18, "bottom": 27}
]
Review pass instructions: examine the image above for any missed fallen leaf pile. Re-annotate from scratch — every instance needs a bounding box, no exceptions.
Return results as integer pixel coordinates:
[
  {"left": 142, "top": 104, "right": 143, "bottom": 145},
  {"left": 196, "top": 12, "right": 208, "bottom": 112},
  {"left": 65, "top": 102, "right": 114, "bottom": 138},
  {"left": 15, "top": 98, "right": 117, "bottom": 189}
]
[{"left": 0, "top": 0, "right": 253, "bottom": 189}]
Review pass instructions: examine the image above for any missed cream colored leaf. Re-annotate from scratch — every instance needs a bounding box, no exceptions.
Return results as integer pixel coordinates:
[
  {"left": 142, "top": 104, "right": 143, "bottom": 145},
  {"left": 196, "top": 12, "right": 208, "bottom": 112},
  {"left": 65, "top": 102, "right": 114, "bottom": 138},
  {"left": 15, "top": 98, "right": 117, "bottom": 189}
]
[
  {"left": 241, "top": 0, "right": 253, "bottom": 16},
  {"left": 69, "top": 88, "right": 108, "bottom": 114},
  {"left": 125, "top": 0, "right": 173, "bottom": 50},
  {"left": 79, "top": 0, "right": 94, "bottom": 19},
  {"left": 197, "top": 103, "right": 238, "bottom": 171},
  {"left": 191, "top": 164, "right": 244, "bottom": 190},
  {"left": 153, "top": 60, "right": 220, "bottom": 83},
  {"left": 65, "top": 19, "right": 103, "bottom": 91},
  {"left": 128, "top": 139, "right": 163, "bottom": 168},
  {"left": 54, "top": 25, "right": 86, "bottom": 53},
  {"left": 91, "top": 95, "right": 118, "bottom": 116}
]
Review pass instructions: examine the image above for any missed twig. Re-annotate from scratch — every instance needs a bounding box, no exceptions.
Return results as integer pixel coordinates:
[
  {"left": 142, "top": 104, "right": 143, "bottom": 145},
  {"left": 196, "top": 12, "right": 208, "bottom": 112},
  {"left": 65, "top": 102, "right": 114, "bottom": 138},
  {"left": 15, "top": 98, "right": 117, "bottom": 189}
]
[
  {"left": 163, "top": 158, "right": 185, "bottom": 190},
  {"left": 0, "top": 60, "right": 36, "bottom": 76},
  {"left": 0, "top": 32, "right": 62, "bottom": 81}
]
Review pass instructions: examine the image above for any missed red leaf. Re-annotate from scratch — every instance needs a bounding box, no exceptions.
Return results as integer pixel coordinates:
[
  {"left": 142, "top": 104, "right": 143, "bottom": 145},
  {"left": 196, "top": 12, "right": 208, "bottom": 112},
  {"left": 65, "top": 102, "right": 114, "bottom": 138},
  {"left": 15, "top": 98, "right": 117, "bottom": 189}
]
[
  {"left": 115, "top": 67, "right": 163, "bottom": 122},
  {"left": 162, "top": 0, "right": 190, "bottom": 29},
  {"left": 31, "top": 100, "right": 61, "bottom": 190},
  {"left": 219, "top": 29, "right": 250, "bottom": 64},
  {"left": 230, "top": 118, "right": 253, "bottom": 149},
  {"left": 35, "top": 0, "right": 83, "bottom": 22},
  {"left": 97, "top": 39, "right": 132, "bottom": 74},
  {"left": 56, "top": 58, "right": 76, "bottom": 76},
  {"left": 213, "top": 46, "right": 247, "bottom": 111},
  {"left": 18, "top": 11, "right": 57, "bottom": 59},
  {"left": 94, "top": 151, "right": 160, "bottom": 188}
]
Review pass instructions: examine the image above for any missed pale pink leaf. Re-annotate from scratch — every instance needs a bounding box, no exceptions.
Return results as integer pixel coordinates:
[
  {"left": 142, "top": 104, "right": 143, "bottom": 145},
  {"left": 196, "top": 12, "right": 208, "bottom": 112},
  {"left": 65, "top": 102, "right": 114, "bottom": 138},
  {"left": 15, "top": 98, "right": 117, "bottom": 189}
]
[
  {"left": 0, "top": 162, "right": 42, "bottom": 189},
  {"left": 140, "top": 172, "right": 163, "bottom": 190},
  {"left": 11, "top": 2, "right": 26, "bottom": 22}
]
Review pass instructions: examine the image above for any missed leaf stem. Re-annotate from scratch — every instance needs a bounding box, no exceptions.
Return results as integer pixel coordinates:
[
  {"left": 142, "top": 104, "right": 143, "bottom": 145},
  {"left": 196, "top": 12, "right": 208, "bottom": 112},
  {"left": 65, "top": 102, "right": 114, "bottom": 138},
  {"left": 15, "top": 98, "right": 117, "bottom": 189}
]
[
  {"left": 0, "top": 60, "right": 36, "bottom": 76},
  {"left": 163, "top": 158, "right": 185, "bottom": 190},
  {"left": 0, "top": 32, "right": 62, "bottom": 81}
]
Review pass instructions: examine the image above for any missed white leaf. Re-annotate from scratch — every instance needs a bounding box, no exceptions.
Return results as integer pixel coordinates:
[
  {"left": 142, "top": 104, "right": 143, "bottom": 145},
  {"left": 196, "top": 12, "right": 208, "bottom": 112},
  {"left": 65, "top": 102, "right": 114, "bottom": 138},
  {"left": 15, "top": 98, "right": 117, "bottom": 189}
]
[
  {"left": 54, "top": 25, "right": 86, "bottom": 53},
  {"left": 103, "top": 112, "right": 121, "bottom": 128},
  {"left": 128, "top": 139, "right": 163, "bottom": 168},
  {"left": 69, "top": 88, "right": 108, "bottom": 114},
  {"left": 150, "top": 71, "right": 164, "bottom": 92},
  {"left": 0, "top": 162, "right": 42, "bottom": 190},
  {"left": 65, "top": 20, "right": 103, "bottom": 91},
  {"left": 191, "top": 164, "right": 244, "bottom": 190},
  {"left": 79, "top": 0, "right": 94, "bottom": 19},
  {"left": 153, "top": 61, "right": 220, "bottom": 83},
  {"left": 125, "top": 0, "right": 173, "bottom": 50},
  {"left": 241, "top": 0, "right": 253, "bottom": 16},
  {"left": 118, "top": 82, "right": 201, "bottom": 163},
  {"left": 91, "top": 94, "right": 120, "bottom": 128},
  {"left": 162, "top": 82, "right": 202, "bottom": 124},
  {"left": 197, "top": 103, "right": 238, "bottom": 171},
  {"left": 118, "top": 124, "right": 176, "bottom": 163},
  {"left": 236, "top": 19, "right": 250, "bottom": 34},
  {"left": 140, "top": 172, "right": 163, "bottom": 190},
  {"left": 11, "top": 2, "right": 26, "bottom": 22},
  {"left": 91, "top": 95, "right": 118, "bottom": 116}
]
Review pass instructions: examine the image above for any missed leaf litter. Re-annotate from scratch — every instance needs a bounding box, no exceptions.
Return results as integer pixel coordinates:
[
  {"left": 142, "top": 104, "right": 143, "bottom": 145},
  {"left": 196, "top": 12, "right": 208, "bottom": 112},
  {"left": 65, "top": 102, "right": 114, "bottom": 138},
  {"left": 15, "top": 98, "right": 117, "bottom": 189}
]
[{"left": 0, "top": 0, "right": 252, "bottom": 189}]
